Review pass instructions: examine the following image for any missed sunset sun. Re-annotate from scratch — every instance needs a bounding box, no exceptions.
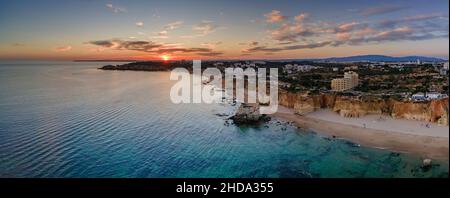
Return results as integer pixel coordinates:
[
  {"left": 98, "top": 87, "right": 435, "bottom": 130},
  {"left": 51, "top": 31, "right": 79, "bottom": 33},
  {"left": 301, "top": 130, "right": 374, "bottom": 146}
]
[{"left": 161, "top": 55, "right": 170, "bottom": 61}]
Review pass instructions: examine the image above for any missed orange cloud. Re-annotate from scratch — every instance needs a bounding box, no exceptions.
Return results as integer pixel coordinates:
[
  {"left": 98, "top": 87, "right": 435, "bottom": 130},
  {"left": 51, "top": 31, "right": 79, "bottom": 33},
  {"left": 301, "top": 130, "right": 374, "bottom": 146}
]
[
  {"left": 264, "top": 10, "right": 287, "bottom": 23},
  {"left": 54, "top": 45, "right": 72, "bottom": 52}
]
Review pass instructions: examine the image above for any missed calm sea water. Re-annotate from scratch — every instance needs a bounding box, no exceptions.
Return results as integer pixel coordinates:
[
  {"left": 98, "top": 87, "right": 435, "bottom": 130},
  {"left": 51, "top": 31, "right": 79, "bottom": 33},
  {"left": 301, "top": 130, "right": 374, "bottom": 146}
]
[{"left": 0, "top": 62, "right": 448, "bottom": 178}]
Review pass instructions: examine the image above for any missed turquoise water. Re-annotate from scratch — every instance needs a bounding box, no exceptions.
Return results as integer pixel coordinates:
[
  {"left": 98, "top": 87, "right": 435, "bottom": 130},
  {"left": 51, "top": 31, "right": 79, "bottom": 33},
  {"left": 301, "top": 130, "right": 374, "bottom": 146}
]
[{"left": 0, "top": 62, "right": 448, "bottom": 178}]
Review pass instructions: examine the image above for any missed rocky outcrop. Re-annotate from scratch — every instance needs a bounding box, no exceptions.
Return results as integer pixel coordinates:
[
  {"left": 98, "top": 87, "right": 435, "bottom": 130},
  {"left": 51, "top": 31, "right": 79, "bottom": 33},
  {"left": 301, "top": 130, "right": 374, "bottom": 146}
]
[
  {"left": 422, "top": 159, "right": 432, "bottom": 170},
  {"left": 231, "top": 103, "right": 263, "bottom": 124},
  {"left": 279, "top": 91, "right": 449, "bottom": 125}
]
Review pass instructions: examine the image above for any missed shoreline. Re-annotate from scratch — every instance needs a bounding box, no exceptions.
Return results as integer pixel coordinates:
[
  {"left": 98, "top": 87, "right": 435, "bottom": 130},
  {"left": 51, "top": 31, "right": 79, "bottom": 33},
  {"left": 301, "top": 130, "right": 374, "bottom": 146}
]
[{"left": 273, "top": 106, "right": 449, "bottom": 160}]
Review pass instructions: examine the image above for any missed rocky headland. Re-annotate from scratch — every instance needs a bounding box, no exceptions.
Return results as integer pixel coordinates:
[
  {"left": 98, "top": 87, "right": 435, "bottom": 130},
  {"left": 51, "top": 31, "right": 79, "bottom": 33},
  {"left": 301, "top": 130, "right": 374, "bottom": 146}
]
[{"left": 99, "top": 61, "right": 192, "bottom": 72}]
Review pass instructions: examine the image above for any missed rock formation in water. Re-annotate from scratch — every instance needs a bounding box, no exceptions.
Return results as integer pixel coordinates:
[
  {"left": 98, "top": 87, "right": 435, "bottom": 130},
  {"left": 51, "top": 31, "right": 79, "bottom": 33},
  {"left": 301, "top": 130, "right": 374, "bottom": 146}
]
[
  {"left": 231, "top": 103, "right": 264, "bottom": 124},
  {"left": 279, "top": 91, "right": 449, "bottom": 125}
]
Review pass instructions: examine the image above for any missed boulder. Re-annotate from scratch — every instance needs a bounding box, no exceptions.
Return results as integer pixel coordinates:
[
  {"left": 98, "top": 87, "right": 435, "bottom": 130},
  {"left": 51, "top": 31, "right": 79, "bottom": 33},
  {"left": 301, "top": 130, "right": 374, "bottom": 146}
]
[
  {"left": 422, "top": 158, "right": 432, "bottom": 169},
  {"left": 231, "top": 103, "right": 263, "bottom": 124}
]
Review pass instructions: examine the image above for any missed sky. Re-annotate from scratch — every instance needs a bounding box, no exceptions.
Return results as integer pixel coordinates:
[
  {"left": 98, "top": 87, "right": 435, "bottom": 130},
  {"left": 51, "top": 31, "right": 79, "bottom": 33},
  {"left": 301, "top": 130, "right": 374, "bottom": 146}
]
[{"left": 0, "top": 0, "right": 448, "bottom": 60}]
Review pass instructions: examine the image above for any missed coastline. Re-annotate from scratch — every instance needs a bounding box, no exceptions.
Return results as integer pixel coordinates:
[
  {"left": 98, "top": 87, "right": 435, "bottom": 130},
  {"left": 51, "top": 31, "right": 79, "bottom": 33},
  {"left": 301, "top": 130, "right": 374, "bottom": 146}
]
[{"left": 273, "top": 106, "right": 449, "bottom": 160}]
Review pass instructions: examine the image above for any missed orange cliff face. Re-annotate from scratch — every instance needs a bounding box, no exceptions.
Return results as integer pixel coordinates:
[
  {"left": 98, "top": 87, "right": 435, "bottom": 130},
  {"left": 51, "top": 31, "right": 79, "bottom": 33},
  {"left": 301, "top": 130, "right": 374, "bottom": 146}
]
[
  {"left": 431, "top": 98, "right": 449, "bottom": 125},
  {"left": 278, "top": 91, "right": 449, "bottom": 126}
]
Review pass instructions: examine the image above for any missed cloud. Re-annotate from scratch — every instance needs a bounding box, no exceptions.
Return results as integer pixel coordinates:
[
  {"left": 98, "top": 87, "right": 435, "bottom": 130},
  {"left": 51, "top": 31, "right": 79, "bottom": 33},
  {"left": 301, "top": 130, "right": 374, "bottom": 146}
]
[
  {"left": 294, "top": 13, "right": 309, "bottom": 22},
  {"left": 164, "top": 21, "right": 184, "bottom": 30},
  {"left": 87, "top": 39, "right": 224, "bottom": 56},
  {"left": 135, "top": 21, "right": 144, "bottom": 27},
  {"left": 153, "top": 30, "right": 169, "bottom": 39},
  {"left": 54, "top": 45, "right": 72, "bottom": 52},
  {"left": 371, "top": 26, "right": 414, "bottom": 41},
  {"left": 87, "top": 40, "right": 161, "bottom": 51},
  {"left": 106, "top": 4, "right": 127, "bottom": 13},
  {"left": 269, "top": 22, "right": 315, "bottom": 43},
  {"left": 197, "top": 52, "right": 224, "bottom": 56},
  {"left": 263, "top": 10, "right": 318, "bottom": 43},
  {"left": 88, "top": 40, "right": 117, "bottom": 48},
  {"left": 238, "top": 41, "right": 259, "bottom": 46},
  {"left": 332, "top": 26, "right": 448, "bottom": 46},
  {"left": 201, "top": 41, "right": 222, "bottom": 48},
  {"left": 150, "top": 21, "right": 184, "bottom": 39},
  {"left": 264, "top": 10, "right": 287, "bottom": 23},
  {"left": 259, "top": 9, "right": 448, "bottom": 53},
  {"left": 359, "top": 5, "right": 406, "bottom": 16},
  {"left": 243, "top": 41, "right": 332, "bottom": 53},
  {"left": 334, "top": 22, "right": 368, "bottom": 33},
  {"left": 193, "top": 21, "right": 220, "bottom": 36},
  {"left": 378, "top": 13, "right": 447, "bottom": 28}
]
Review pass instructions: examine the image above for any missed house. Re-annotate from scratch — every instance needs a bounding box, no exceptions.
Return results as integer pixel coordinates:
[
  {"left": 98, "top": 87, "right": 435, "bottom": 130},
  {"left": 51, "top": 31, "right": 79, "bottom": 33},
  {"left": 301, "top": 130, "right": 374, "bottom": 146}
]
[{"left": 411, "top": 92, "right": 426, "bottom": 101}]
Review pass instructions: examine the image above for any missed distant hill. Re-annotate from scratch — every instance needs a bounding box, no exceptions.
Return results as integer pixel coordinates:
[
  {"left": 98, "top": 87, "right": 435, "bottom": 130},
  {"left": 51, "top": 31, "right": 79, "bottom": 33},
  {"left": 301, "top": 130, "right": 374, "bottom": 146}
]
[{"left": 316, "top": 55, "right": 447, "bottom": 62}]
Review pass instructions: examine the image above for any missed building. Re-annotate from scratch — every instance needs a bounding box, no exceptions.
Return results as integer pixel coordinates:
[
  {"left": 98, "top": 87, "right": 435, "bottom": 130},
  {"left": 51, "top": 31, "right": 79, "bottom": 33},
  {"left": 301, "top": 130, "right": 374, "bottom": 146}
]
[
  {"left": 440, "top": 68, "right": 448, "bottom": 76},
  {"left": 411, "top": 92, "right": 427, "bottom": 101},
  {"left": 284, "top": 64, "right": 318, "bottom": 73},
  {"left": 331, "top": 78, "right": 351, "bottom": 91},
  {"left": 426, "top": 92, "right": 448, "bottom": 100},
  {"left": 410, "top": 92, "right": 448, "bottom": 102},
  {"left": 344, "top": 66, "right": 358, "bottom": 71},
  {"left": 344, "top": 71, "right": 359, "bottom": 87},
  {"left": 331, "top": 71, "right": 359, "bottom": 91}
]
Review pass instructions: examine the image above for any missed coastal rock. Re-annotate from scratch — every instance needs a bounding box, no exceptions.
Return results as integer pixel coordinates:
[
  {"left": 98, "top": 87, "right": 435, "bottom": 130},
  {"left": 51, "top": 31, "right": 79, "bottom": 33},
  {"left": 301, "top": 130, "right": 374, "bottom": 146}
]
[
  {"left": 231, "top": 103, "right": 263, "bottom": 124},
  {"left": 422, "top": 159, "right": 432, "bottom": 170},
  {"left": 100, "top": 65, "right": 117, "bottom": 70}
]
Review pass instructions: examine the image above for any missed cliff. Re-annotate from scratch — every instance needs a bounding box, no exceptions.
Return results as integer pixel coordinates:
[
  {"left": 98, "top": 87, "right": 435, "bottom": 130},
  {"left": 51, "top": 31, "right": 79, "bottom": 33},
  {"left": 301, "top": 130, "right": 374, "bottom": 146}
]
[{"left": 279, "top": 91, "right": 449, "bottom": 125}]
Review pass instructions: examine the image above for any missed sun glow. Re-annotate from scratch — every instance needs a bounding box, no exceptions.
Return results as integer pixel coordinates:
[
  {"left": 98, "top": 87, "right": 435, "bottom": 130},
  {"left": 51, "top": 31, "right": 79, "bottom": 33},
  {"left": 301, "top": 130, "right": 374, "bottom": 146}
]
[{"left": 161, "top": 55, "right": 170, "bottom": 61}]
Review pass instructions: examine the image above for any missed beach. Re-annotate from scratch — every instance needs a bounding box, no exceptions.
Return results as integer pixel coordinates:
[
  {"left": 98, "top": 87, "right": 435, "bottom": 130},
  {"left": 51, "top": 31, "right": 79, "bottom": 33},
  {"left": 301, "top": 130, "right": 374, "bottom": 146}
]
[{"left": 274, "top": 106, "right": 450, "bottom": 160}]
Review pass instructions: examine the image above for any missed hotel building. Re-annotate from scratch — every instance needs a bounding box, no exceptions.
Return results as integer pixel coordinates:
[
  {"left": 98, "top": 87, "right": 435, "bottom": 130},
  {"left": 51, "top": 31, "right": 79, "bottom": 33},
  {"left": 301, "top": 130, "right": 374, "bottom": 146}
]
[{"left": 331, "top": 71, "right": 359, "bottom": 91}]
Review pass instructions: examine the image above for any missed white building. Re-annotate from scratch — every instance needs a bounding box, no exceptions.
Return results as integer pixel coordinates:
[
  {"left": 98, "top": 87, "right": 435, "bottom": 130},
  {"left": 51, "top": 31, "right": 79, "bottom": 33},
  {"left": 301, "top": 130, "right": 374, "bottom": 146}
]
[
  {"left": 426, "top": 92, "right": 448, "bottom": 100},
  {"left": 411, "top": 92, "right": 448, "bottom": 101},
  {"left": 411, "top": 92, "right": 427, "bottom": 101}
]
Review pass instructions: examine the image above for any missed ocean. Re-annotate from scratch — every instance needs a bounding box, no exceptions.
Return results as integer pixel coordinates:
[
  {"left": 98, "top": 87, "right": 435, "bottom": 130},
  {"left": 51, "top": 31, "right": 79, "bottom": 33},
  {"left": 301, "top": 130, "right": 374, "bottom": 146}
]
[{"left": 0, "top": 61, "right": 447, "bottom": 178}]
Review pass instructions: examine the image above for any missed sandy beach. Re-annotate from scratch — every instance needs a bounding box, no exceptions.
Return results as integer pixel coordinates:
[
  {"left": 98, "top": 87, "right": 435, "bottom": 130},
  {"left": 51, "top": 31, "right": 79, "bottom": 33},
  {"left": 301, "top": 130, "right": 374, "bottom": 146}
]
[{"left": 274, "top": 106, "right": 449, "bottom": 160}]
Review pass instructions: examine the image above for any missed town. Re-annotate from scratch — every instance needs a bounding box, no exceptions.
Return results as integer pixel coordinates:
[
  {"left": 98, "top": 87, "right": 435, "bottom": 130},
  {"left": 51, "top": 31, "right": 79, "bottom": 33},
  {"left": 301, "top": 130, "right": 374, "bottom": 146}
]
[
  {"left": 209, "top": 59, "right": 449, "bottom": 102},
  {"left": 102, "top": 57, "right": 449, "bottom": 103}
]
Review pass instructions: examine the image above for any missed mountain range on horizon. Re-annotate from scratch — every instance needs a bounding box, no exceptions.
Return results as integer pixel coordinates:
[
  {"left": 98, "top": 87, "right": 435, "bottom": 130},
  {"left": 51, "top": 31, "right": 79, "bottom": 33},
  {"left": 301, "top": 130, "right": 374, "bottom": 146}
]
[
  {"left": 220, "top": 55, "right": 448, "bottom": 62},
  {"left": 311, "top": 55, "right": 448, "bottom": 63}
]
